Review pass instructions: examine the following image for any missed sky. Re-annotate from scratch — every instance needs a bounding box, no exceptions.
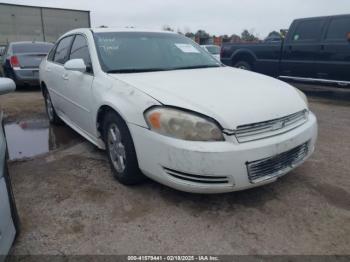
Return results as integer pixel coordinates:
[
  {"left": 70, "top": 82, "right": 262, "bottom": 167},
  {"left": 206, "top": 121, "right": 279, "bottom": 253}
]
[{"left": 2, "top": 0, "right": 350, "bottom": 38}]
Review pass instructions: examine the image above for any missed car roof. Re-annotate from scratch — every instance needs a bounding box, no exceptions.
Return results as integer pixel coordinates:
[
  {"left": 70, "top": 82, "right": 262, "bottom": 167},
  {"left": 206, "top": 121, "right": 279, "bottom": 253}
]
[
  {"left": 9, "top": 41, "right": 53, "bottom": 45},
  {"left": 91, "top": 27, "right": 177, "bottom": 34},
  {"left": 61, "top": 27, "right": 178, "bottom": 36}
]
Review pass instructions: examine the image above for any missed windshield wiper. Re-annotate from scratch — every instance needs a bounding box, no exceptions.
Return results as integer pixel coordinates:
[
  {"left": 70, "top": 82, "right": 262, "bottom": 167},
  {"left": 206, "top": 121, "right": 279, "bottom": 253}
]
[
  {"left": 170, "top": 64, "right": 221, "bottom": 71},
  {"left": 107, "top": 64, "right": 221, "bottom": 73},
  {"left": 106, "top": 68, "right": 170, "bottom": 73}
]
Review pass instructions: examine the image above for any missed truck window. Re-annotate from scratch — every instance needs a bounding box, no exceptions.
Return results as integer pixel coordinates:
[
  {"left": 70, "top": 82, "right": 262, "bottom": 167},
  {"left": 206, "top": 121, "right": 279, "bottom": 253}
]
[
  {"left": 292, "top": 19, "right": 325, "bottom": 42},
  {"left": 326, "top": 17, "right": 350, "bottom": 41}
]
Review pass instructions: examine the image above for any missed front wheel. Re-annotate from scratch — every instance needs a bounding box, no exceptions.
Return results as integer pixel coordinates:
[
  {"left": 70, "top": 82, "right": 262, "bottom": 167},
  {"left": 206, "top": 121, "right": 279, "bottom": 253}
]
[
  {"left": 234, "top": 61, "right": 252, "bottom": 71},
  {"left": 103, "top": 111, "right": 144, "bottom": 185}
]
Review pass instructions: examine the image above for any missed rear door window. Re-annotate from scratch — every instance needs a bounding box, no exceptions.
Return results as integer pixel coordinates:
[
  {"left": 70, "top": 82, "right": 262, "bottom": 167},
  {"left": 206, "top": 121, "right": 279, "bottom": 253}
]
[
  {"left": 292, "top": 19, "right": 326, "bottom": 42},
  {"left": 325, "top": 17, "right": 350, "bottom": 41},
  {"left": 53, "top": 36, "right": 74, "bottom": 64}
]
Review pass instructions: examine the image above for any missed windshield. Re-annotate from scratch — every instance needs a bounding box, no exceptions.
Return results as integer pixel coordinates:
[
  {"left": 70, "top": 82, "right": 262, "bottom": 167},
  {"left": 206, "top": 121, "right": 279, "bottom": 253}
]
[
  {"left": 205, "top": 45, "right": 220, "bottom": 55},
  {"left": 93, "top": 32, "right": 221, "bottom": 73},
  {"left": 12, "top": 43, "right": 54, "bottom": 54}
]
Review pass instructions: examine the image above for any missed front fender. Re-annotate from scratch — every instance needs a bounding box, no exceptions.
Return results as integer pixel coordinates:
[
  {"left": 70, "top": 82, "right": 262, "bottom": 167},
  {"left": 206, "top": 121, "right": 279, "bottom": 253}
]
[{"left": 93, "top": 76, "right": 161, "bottom": 129}]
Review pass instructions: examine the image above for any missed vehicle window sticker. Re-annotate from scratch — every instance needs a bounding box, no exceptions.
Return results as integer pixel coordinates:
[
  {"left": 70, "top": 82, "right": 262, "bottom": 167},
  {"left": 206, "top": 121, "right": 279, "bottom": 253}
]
[{"left": 174, "top": 43, "right": 200, "bottom": 53}]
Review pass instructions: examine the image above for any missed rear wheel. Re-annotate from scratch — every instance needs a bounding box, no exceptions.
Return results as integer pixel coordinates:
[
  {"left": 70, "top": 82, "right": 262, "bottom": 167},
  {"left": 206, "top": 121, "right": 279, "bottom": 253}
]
[
  {"left": 43, "top": 89, "right": 62, "bottom": 125},
  {"left": 234, "top": 61, "right": 252, "bottom": 71},
  {"left": 103, "top": 111, "right": 144, "bottom": 185}
]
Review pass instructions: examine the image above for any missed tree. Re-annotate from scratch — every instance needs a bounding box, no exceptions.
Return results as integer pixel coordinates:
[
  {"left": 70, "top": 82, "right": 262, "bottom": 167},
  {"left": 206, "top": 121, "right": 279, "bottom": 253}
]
[
  {"left": 241, "top": 29, "right": 259, "bottom": 42},
  {"left": 267, "top": 31, "right": 281, "bottom": 38},
  {"left": 195, "top": 30, "right": 210, "bottom": 38},
  {"left": 185, "top": 32, "right": 195, "bottom": 38},
  {"left": 162, "top": 25, "right": 174, "bottom": 32},
  {"left": 280, "top": 29, "right": 288, "bottom": 38}
]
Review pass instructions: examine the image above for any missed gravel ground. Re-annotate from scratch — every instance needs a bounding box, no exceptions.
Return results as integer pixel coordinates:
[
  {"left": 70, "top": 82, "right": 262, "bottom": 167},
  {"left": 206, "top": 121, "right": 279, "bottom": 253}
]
[{"left": 0, "top": 83, "right": 349, "bottom": 255}]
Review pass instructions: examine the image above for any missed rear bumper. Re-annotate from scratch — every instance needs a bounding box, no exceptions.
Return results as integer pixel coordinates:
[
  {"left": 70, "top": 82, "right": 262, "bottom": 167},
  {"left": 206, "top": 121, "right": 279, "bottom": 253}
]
[
  {"left": 13, "top": 68, "right": 40, "bottom": 86},
  {"left": 129, "top": 113, "right": 318, "bottom": 194}
]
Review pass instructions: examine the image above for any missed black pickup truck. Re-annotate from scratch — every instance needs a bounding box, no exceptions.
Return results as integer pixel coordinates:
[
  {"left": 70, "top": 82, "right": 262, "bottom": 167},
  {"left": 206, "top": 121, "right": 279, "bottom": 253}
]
[{"left": 221, "top": 14, "right": 350, "bottom": 86}]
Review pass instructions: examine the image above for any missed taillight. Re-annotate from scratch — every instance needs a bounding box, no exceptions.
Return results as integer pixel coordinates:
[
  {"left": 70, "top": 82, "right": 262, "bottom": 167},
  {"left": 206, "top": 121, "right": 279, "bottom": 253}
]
[{"left": 10, "top": 56, "right": 20, "bottom": 68}]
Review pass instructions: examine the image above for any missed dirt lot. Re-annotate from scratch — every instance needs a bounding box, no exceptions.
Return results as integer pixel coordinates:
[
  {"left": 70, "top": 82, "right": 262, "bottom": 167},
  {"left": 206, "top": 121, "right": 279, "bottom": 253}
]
[{"left": 0, "top": 84, "right": 349, "bottom": 255}]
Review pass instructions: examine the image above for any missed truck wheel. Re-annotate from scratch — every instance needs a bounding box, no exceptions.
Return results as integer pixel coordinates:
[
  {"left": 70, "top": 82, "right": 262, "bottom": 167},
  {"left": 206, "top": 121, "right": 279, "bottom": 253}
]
[
  {"left": 103, "top": 111, "right": 145, "bottom": 185},
  {"left": 234, "top": 61, "right": 252, "bottom": 71}
]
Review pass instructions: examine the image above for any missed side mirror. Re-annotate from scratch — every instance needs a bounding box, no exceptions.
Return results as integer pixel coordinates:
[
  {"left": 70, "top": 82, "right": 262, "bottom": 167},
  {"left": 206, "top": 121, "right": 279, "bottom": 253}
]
[
  {"left": 64, "top": 59, "right": 86, "bottom": 73},
  {"left": 0, "top": 78, "right": 16, "bottom": 95}
]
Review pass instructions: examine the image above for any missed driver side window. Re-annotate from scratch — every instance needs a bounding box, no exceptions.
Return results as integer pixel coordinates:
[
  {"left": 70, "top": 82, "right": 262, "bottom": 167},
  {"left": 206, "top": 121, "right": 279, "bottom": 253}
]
[{"left": 69, "top": 35, "right": 93, "bottom": 74}]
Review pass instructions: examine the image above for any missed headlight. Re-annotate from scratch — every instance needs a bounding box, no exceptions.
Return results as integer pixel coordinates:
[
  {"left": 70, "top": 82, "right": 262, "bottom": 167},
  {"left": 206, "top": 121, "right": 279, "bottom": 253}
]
[{"left": 144, "top": 107, "right": 224, "bottom": 141}]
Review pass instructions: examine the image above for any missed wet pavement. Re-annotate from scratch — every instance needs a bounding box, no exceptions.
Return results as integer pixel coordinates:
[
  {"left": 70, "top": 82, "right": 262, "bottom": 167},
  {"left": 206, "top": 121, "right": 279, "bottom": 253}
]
[
  {"left": 0, "top": 84, "right": 349, "bottom": 255},
  {"left": 292, "top": 82, "right": 350, "bottom": 104},
  {"left": 4, "top": 118, "right": 83, "bottom": 160}
]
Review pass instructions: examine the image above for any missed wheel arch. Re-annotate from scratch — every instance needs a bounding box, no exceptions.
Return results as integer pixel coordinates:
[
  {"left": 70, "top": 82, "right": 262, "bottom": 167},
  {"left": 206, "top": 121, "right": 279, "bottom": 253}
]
[
  {"left": 96, "top": 104, "right": 130, "bottom": 141},
  {"left": 231, "top": 49, "right": 257, "bottom": 69},
  {"left": 40, "top": 81, "right": 48, "bottom": 96}
]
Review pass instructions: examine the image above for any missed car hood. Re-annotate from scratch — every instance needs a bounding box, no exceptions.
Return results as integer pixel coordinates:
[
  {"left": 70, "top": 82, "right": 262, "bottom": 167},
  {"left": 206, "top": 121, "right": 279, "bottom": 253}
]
[{"left": 109, "top": 67, "right": 307, "bottom": 129}]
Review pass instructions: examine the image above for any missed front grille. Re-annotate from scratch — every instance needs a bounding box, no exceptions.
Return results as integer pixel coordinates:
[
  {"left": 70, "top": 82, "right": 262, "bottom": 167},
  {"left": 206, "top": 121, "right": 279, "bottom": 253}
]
[
  {"left": 163, "top": 167, "right": 230, "bottom": 184},
  {"left": 235, "top": 110, "right": 308, "bottom": 143},
  {"left": 246, "top": 142, "right": 309, "bottom": 183}
]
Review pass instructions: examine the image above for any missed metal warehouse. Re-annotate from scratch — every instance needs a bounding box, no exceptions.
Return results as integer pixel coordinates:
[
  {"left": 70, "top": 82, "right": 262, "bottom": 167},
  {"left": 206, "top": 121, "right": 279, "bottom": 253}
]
[{"left": 0, "top": 3, "right": 91, "bottom": 45}]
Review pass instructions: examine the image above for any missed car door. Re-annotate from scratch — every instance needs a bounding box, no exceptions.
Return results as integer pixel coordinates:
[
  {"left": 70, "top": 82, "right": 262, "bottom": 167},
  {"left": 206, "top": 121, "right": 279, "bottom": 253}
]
[
  {"left": 0, "top": 113, "right": 17, "bottom": 257},
  {"left": 280, "top": 18, "right": 327, "bottom": 78},
  {"left": 64, "top": 34, "right": 95, "bottom": 135},
  {"left": 316, "top": 15, "right": 350, "bottom": 82},
  {"left": 44, "top": 35, "right": 74, "bottom": 115}
]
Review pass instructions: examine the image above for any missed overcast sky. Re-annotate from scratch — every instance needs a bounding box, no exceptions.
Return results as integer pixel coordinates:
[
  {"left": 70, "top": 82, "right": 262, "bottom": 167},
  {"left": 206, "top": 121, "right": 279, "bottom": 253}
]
[{"left": 2, "top": 0, "right": 350, "bottom": 38}]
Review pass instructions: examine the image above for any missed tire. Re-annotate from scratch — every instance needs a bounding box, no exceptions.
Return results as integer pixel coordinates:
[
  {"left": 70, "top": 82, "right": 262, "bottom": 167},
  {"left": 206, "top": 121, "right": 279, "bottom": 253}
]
[
  {"left": 234, "top": 61, "right": 252, "bottom": 71},
  {"left": 103, "top": 111, "right": 144, "bottom": 185},
  {"left": 43, "top": 89, "right": 62, "bottom": 125}
]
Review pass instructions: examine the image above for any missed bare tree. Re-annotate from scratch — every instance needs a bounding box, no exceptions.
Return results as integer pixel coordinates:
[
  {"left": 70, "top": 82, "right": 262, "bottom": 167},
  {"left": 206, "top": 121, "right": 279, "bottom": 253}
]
[{"left": 162, "top": 25, "right": 174, "bottom": 32}]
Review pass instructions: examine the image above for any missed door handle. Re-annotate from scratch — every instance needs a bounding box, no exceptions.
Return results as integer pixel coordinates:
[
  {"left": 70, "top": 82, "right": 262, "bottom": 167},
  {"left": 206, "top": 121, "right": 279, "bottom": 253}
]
[{"left": 62, "top": 73, "right": 69, "bottom": 80}]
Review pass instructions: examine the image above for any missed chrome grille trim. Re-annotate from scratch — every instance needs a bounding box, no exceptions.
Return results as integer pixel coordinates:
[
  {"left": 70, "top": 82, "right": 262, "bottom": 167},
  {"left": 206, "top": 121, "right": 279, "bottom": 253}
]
[
  {"left": 246, "top": 142, "right": 309, "bottom": 184},
  {"left": 163, "top": 167, "right": 230, "bottom": 184},
  {"left": 234, "top": 110, "right": 309, "bottom": 143}
]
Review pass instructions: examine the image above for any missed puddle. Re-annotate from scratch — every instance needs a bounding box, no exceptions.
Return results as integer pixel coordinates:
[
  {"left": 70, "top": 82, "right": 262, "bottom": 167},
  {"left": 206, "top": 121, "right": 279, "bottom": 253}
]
[{"left": 4, "top": 118, "right": 83, "bottom": 160}]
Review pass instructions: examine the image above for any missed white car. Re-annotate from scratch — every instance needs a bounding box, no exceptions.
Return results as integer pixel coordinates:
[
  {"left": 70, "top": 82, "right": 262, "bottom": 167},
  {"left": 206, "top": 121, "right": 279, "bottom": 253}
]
[
  {"left": 0, "top": 78, "right": 18, "bottom": 258},
  {"left": 39, "top": 28, "right": 317, "bottom": 194},
  {"left": 201, "top": 45, "right": 221, "bottom": 61}
]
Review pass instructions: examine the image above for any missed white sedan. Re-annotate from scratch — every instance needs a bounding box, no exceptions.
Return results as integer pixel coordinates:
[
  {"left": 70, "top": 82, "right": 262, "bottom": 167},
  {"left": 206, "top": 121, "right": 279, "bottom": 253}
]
[
  {"left": 201, "top": 45, "right": 221, "bottom": 61},
  {"left": 39, "top": 28, "right": 317, "bottom": 194}
]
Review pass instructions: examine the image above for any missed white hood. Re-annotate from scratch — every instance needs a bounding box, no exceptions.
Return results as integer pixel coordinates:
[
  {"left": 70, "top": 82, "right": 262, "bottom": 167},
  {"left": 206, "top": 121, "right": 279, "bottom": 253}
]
[{"left": 109, "top": 67, "right": 307, "bottom": 129}]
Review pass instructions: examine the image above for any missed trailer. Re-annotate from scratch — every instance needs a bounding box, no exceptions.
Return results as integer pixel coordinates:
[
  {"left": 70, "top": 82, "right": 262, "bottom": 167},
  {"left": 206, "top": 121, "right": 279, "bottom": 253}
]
[{"left": 0, "top": 3, "right": 91, "bottom": 46}]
